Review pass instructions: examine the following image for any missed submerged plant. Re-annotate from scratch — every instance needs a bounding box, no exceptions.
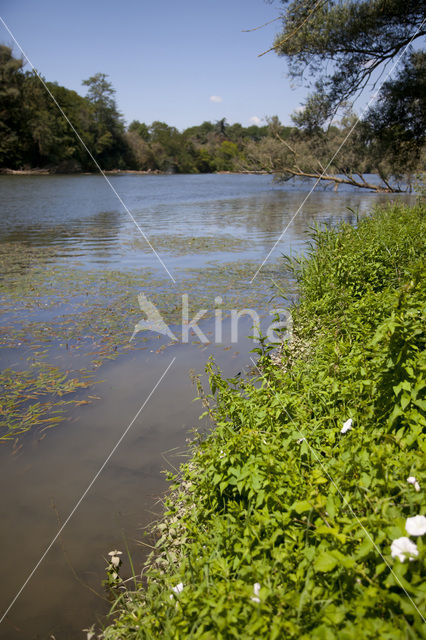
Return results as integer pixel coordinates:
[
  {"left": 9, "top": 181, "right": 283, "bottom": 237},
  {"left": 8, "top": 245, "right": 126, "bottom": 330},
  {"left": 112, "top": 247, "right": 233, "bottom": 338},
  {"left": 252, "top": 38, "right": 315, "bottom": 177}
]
[{"left": 0, "top": 237, "right": 282, "bottom": 441}]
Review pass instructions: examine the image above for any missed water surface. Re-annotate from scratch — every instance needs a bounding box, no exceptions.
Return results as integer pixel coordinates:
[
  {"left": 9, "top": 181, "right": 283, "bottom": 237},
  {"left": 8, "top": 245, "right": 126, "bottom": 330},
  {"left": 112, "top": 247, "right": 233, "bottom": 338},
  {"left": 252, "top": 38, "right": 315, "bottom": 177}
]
[{"left": 0, "top": 174, "right": 414, "bottom": 638}]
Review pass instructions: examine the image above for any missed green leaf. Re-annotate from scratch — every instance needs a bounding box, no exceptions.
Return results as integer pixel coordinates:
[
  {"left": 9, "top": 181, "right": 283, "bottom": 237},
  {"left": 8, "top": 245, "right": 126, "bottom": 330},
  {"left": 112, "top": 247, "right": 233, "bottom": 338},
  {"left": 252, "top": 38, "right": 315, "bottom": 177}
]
[
  {"left": 314, "top": 552, "right": 338, "bottom": 573},
  {"left": 292, "top": 500, "right": 312, "bottom": 514}
]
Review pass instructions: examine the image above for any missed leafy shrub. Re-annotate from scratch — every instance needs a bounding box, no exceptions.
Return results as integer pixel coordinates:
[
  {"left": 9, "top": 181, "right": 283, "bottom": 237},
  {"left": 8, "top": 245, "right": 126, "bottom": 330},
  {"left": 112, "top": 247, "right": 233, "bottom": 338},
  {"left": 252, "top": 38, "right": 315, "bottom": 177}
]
[{"left": 102, "top": 203, "right": 425, "bottom": 639}]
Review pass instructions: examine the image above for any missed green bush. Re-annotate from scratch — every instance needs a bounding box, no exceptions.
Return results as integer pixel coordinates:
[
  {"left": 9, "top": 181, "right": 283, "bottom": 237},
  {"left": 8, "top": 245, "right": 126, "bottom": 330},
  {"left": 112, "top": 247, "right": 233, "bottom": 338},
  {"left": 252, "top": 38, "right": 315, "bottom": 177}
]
[{"left": 102, "top": 203, "right": 425, "bottom": 639}]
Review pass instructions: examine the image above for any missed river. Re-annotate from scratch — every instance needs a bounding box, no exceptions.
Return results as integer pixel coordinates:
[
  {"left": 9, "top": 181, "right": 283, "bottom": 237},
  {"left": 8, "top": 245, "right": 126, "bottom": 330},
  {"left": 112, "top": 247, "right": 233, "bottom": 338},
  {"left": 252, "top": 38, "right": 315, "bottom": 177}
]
[{"left": 0, "top": 174, "right": 414, "bottom": 639}]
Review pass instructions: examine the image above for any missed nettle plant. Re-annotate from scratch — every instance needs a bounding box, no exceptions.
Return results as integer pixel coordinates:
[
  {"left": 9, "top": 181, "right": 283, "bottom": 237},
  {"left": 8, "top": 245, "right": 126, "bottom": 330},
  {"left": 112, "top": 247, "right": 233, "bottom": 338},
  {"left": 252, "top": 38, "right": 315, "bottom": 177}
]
[{"left": 102, "top": 204, "right": 425, "bottom": 640}]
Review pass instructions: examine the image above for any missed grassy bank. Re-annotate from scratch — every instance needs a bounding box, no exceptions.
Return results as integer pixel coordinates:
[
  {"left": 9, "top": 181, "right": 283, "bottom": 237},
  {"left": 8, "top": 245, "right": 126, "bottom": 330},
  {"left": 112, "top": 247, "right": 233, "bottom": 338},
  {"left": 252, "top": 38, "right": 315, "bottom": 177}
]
[{"left": 100, "top": 202, "right": 425, "bottom": 639}]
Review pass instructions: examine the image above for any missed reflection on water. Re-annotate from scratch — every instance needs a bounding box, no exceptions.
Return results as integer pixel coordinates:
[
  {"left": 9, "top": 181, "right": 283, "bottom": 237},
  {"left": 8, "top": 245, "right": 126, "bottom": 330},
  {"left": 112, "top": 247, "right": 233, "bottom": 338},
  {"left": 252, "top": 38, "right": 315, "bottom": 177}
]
[
  {"left": 0, "top": 175, "right": 415, "bottom": 639},
  {"left": 0, "top": 174, "right": 412, "bottom": 271}
]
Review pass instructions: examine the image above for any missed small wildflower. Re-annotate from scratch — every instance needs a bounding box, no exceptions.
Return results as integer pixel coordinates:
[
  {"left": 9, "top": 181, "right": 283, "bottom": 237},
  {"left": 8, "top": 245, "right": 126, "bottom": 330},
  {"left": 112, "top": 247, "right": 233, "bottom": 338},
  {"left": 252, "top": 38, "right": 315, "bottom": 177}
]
[
  {"left": 108, "top": 550, "right": 122, "bottom": 569},
  {"left": 341, "top": 418, "right": 353, "bottom": 434},
  {"left": 251, "top": 582, "right": 261, "bottom": 603},
  {"left": 170, "top": 582, "right": 184, "bottom": 599},
  {"left": 219, "top": 450, "right": 225, "bottom": 459},
  {"left": 297, "top": 437, "right": 306, "bottom": 444},
  {"left": 407, "top": 476, "right": 421, "bottom": 492},
  {"left": 391, "top": 537, "right": 418, "bottom": 562},
  {"left": 405, "top": 515, "right": 426, "bottom": 536}
]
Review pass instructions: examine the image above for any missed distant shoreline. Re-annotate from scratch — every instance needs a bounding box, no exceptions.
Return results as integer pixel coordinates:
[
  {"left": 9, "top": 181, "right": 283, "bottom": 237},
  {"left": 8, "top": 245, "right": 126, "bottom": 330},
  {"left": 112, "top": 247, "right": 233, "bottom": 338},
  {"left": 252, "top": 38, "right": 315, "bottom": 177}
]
[{"left": 0, "top": 168, "right": 269, "bottom": 176}]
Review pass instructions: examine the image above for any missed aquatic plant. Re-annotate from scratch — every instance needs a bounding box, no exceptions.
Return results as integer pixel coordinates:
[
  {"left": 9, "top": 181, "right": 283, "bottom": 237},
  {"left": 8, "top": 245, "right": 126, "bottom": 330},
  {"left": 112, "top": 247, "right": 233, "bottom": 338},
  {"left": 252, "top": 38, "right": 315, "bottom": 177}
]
[{"left": 0, "top": 235, "right": 282, "bottom": 441}]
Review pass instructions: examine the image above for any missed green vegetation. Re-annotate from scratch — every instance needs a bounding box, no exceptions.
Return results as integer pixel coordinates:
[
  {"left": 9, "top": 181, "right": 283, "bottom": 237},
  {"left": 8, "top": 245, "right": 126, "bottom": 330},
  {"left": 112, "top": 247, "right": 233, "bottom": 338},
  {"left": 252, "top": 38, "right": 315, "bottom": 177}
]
[
  {"left": 272, "top": 1, "right": 425, "bottom": 126},
  {"left": 0, "top": 44, "right": 272, "bottom": 175},
  {"left": 100, "top": 203, "right": 425, "bottom": 639},
  {"left": 0, "top": 235, "right": 279, "bottom": 441},
  {"left": 0, "top": 48, "right": 132, "bottom": 171},
  {"left": 1, "top": 33, "right": 424, "bottom": 190},
  {"left": 262, "top": 0, "right": 425, "bottom": 190},
  {"left": 0, "top": 362, "right": 94, "bottom": 442},
  {"left": 126, "top": 118, "right": 272, "bottom": 174}
]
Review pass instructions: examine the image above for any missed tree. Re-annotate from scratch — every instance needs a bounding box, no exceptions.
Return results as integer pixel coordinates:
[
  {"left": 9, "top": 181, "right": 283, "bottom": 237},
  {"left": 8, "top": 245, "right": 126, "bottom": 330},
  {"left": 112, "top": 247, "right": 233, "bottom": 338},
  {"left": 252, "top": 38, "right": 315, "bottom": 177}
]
[
  {"left": 363, "top": 51, "right": 426, "bottom": 181},
  {"left": 267, "top": 0, "right": 425, "bottom": 190},
  {"left": 272, "top": 0, "right": 425, "bottom": 122},
  {"left": 82, "top": 73, "right": 128, "bottom": 169},
  {"left": 128, "top": 120, "right": 150, "bottom": 141},
  {"left": 244, "top": 111, "right": 395, "bottom": 191},
  {"left": 0, "top": 45, "right": 24, "bottom": 167},
  {"left": 82, "top": 73, "right": 118, "bottom": 120},
  {"left": 215, "top": 140, "right": 240, "bottom": 171},
  {"left": 215, "top": 117, "right": 228, "bottom": 137},
  {"left": 0, "top": 46, "right": 96, "bottom": 171}
]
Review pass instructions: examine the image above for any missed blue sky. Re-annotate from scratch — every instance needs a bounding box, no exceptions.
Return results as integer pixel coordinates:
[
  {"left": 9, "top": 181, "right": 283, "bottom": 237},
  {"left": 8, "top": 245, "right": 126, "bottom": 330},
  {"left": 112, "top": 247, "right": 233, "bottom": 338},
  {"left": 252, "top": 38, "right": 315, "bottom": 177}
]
[{"left": 1, "top": 0, "right": 309, "bottom": 130}]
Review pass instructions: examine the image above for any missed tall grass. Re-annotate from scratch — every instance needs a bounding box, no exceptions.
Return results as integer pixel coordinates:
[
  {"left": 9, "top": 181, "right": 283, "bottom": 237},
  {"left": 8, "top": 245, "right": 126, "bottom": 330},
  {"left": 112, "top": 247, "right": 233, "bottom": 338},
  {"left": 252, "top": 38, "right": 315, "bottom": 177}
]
[{"left": 101, "top": 203, "right": 425, "bottom": 639}]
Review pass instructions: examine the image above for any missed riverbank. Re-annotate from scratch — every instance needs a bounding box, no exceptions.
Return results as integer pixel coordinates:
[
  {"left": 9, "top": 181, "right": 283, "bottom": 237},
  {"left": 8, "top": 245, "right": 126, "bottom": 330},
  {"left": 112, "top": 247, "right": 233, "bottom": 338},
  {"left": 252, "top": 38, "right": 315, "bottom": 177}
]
[
  {"left": 99, "top": 202, "right": 425, "bottom": 639},
  {"left": 0, "top": 168, "right": 269, "bottom": 176}
]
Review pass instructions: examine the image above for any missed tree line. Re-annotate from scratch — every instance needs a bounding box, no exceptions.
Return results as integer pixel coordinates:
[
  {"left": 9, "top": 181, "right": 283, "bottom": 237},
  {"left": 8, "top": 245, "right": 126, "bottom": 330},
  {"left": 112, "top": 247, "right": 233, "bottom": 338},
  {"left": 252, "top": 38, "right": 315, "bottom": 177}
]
[
  {"left": 0, "top": 36, "right": 424, "bottom": 192},
  {"left": 0, "top": 45, "right": 275, "bottom": 174}
]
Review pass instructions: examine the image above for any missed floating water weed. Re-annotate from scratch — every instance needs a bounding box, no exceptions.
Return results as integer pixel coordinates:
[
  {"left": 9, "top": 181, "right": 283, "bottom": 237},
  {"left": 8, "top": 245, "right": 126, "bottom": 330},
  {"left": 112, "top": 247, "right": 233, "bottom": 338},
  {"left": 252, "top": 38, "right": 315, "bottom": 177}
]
[{"left": 0, "top": 239, "right": 282, "bottom": 442}]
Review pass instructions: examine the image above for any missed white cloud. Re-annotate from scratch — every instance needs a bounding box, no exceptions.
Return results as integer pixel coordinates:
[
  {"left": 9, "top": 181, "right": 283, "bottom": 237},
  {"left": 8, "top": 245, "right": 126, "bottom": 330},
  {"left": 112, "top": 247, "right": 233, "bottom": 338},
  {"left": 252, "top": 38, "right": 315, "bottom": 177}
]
[
  {"left": 249, "top": 116, "right": 262, "bottom": 125},
  {"left": 210, "top": 95, "right": 222, "bottom": 103}
]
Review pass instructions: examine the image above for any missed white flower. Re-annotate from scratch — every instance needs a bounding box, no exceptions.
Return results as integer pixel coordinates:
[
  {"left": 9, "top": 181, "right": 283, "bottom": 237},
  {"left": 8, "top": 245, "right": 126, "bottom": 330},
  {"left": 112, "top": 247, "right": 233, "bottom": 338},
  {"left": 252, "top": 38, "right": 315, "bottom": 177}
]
[
  {"left": 251, "top": 582, "right": 261, "bottom": 603},
  {"left": 341, "top": 418, "right": 353, "bottom": 434},
  {"left": 108, "top": 550, "right": 122, "bottom": 556},
  {"left": 110, "top": 556, "right": 121, "bottom": 568},
  {"left": 219, "top": 450, "right": 225, "bottom": 459},
  {"left": 173, "top": 582, "right": 184, "bottom": 594},
  {"left": 297, "top": 437, "right": 306, "bottom": 444},
  {"left": 170, "top": 582, "right": 184, "bottom": 599},
  {"left": 391, "top": 537, "right": 418, "bottom": 562},
  {"left": 405, "top": 515, "right": 426, "bottom": 536},
  {"left": 407, "top": 476, "right": 421, "bottom": 492}
]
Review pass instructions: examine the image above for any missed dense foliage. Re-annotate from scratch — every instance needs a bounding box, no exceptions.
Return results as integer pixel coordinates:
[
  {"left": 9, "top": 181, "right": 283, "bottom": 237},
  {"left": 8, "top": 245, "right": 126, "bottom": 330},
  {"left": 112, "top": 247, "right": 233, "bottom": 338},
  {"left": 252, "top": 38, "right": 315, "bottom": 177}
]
[
  {"left": 0, "top": 45, "right": 272, "bottom": 174},
  {"left": 126, "top": 118, "right": 272, "bottom": 174},
  {"left": 267, "top": 0, "right": 426, "bottom": 186},
  {"left": 1, "top": 43, "right": 423, "bottom": 189},
  {"left": 272, "top": 0, "right": 425, "bottom": 125},
  {"left": 100, "top": 202, "right": 426, "bottom": 639},
  {"left": 0, "top": 46, "right": 132, "bottom": 171}
]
